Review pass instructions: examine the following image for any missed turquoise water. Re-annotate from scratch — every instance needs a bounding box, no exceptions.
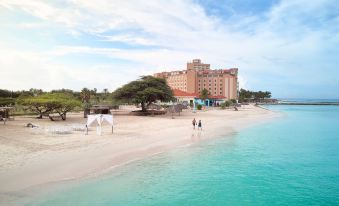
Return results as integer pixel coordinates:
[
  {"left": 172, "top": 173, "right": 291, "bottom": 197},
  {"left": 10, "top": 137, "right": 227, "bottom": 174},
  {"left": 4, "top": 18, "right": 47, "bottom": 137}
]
[{"left": 31, "top": 105, "right": 339, "bottom": 206}]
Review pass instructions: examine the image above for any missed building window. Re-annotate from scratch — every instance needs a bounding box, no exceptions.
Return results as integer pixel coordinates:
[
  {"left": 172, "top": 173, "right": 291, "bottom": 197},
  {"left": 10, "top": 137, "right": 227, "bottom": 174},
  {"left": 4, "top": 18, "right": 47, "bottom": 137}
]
[
  {"left": 209, "top": 84, "right": 211, "bottom": 86},
  {"left": 220, "top": 92, "right": 222, "bottom": 95},
  {"left": 209, "top": 80, "right": 211, "bottom": 82}
]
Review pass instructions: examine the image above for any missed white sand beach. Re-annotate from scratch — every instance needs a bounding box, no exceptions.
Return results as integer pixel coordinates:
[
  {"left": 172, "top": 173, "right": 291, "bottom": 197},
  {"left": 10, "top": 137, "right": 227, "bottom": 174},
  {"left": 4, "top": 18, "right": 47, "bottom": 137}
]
[{"left": 0, "top": 105, "right": 280, "bottom": 204}]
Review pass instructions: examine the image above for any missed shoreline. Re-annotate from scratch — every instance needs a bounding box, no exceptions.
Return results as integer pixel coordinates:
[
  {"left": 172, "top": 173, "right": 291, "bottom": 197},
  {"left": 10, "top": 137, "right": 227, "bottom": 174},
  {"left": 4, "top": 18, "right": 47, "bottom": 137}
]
[{"left": 0, "top": 105, "right": 281, "bottom": 205}]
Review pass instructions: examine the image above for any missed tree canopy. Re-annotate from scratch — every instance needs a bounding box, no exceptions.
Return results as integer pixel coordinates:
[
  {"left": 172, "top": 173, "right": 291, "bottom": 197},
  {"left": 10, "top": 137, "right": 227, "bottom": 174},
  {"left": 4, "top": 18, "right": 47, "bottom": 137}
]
[
  {"left": 239, "top": 89, "right": 272, "bottom": 102},
  {"left": 200, "top": 89, "right": 209, "bottom": 101},
  {"left": 17, "top": 93, "right": 81, "bottom": 120},
  {"left": 0, "top": 97, "right": 15, "bottom": 106},
  {"left": 112, "top": 76, "right": 174, "bottom": 111}
]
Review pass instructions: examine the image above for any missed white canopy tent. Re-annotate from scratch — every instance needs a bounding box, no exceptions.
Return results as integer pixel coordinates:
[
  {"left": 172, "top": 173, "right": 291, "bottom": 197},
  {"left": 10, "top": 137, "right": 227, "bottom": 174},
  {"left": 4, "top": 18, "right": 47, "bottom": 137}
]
[{"left": 86, "top": 114, "right": 113, "bottom": 135}]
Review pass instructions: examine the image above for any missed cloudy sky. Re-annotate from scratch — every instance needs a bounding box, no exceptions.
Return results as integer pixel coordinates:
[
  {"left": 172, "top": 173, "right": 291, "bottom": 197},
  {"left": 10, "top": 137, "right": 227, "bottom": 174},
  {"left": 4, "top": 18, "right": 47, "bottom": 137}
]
[{"left": 0, "top": 0, "right": 338, "bottom": 98}]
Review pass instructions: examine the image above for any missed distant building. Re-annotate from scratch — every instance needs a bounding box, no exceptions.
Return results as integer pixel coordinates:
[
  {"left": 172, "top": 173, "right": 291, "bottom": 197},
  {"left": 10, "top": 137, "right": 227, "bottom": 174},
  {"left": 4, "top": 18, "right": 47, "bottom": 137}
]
[{"left": 154, "top": 59, "right": 239, "bottom": 100}]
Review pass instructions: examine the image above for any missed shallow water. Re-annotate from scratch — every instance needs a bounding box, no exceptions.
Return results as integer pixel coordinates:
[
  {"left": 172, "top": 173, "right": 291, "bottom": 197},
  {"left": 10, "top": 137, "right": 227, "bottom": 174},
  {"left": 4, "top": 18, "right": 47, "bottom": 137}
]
[{"left": 30, "top": 105, "right": 339, "bottom": 206}]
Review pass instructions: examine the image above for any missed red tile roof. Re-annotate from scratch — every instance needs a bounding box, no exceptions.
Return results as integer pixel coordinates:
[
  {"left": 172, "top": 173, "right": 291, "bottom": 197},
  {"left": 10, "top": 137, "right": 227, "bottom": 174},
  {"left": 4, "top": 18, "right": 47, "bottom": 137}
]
[
  {"left": 173, "top": 89, "right": 225, "bottom": 99},
  {"left": 173, "top": 89, "right": 198, "bottom": 97},
  {"left": 208, "top": 95, "right": 226, "bottom": 99}
]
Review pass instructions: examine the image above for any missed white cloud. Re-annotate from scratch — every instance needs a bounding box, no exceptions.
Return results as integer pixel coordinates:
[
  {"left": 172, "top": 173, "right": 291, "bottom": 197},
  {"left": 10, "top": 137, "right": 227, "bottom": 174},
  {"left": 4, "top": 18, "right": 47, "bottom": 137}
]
[
  {"left": 0, "top": 48, "right": 140, "bottom": 91},
  {"left": 0, "top": 0, "right": 338, "bottom": 97}
]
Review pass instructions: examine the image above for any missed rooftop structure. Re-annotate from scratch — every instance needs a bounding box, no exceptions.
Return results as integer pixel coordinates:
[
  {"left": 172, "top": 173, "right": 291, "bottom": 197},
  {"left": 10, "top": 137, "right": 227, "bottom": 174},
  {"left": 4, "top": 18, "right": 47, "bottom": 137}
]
[{"left": 187, "top": 59, "right": 210, "bottom": 70}]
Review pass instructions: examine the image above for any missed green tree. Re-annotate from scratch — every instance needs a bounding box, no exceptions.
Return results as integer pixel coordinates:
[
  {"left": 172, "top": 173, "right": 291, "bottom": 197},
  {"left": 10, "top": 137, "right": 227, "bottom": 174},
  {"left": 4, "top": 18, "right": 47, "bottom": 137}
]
[
  {"left": 29, "top": 88, "right": 43, "bottom": 96},
  {"left": 102, "top": 88, "right": 108, "bottom": 95},
  {"left": 230, "top": 99, "right": 237, "bottom": 104},
  {"left": 80, "top": 88, "right": 91, "bottom": 117},
  {"left": 0, "top": 89, "right": 11, "bottom": 98},
  {"left": 51, "top": 89, "right": 75, "bottom": 96},
  {"left": 17, "top": 93, "right": 81, "bottom": 120},
  {"left": 53, "top": 95, "right": 81, "bottom": 120},
  {"left": 225, "top": 100, "right": 231, "bottom": 107},
  {"left": 239, "top": 89, "right": 252, "bottom": 102},
  {"left": 200, "top": 89, "right": 209, "bottom": 102},
  {"left": 113, "top": 76, "right": 173, "bottom": 112},
  {"left": 0, "top": 97, "right": 15, "bottom": 106},
  {"left": 17, "top": 94, "right": 60, "bottom": 118},
  {"left": 264, "top": 91, "right": 271, "bottom": 99},
  {"left": 80, "top": 88, "right": 91, "bottom": 103}
]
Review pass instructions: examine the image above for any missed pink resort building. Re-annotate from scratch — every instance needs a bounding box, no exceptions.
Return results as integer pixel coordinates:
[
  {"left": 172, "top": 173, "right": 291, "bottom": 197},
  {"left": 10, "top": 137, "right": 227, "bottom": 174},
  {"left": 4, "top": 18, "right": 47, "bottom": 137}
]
[{"left": 154, "top": 59, "right": 239, "bottom": 104}]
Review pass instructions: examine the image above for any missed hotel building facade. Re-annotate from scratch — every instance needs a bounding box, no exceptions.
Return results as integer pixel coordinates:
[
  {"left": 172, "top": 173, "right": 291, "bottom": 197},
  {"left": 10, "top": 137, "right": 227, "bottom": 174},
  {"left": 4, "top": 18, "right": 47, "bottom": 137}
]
[{"left": 154, "top": 59, "right": 239, "bottom": 100}]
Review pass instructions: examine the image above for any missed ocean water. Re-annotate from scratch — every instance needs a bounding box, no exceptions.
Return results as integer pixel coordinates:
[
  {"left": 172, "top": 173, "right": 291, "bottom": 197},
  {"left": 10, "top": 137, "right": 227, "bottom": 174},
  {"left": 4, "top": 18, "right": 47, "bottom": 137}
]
[
  {"left": 278, "top": 98, "right": 339, "bottom": 103},
  {"left": 30, "top": 105, "right": 339, "bottom": 206}
]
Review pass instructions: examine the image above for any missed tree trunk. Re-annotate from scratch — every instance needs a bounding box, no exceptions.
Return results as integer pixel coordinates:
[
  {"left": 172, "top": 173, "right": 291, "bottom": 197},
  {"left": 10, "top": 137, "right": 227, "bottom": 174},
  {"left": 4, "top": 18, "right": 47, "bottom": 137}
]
[
  {"left": 141, "top": 102, "right": 147, "bottom": 112},
  {"left": 36, "top": 107, "right": 43, "bottom": 119},
  {"left": 84, "top": 109, "right": 90, "bottom": 118},
  {"left": 61, "top": 113, "right": 66, "bottom": 120}
]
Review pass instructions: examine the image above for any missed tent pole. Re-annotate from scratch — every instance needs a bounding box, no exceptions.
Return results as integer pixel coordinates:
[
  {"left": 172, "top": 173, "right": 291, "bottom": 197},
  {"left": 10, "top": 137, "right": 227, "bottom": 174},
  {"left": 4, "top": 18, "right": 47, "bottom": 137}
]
[{"left": 100, "top": 124, "right": 102, "bottom": 136}]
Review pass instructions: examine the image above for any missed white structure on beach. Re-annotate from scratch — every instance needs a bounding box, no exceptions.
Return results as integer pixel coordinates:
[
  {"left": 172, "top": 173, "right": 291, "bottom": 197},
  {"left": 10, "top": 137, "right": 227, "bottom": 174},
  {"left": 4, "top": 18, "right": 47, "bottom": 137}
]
[{"left": 86, "top": 114, "right": 113, "bottom": 135}]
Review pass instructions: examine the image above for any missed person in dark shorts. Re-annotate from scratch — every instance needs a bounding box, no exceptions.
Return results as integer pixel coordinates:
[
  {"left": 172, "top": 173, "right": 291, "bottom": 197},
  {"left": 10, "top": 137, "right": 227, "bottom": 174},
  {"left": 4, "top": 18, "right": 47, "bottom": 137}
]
[
  {"left": 198, "top": 120, "right": 202, "bottom": 130},
  {"left": 192, "top": 118, "right": 197, "bottom": 129}
]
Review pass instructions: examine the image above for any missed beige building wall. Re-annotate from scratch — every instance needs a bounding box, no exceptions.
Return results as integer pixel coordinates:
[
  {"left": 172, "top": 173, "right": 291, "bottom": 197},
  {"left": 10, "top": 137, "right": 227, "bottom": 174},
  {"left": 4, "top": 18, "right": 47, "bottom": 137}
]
[
  {"left": 229, "top": 77, "right": 234, "bottom": 99},
  {"left": 154, "top": 59, "right": 238, "bottom": 100},
  {"left": 186, "top": 69, "right": 196, "bottom": 93},
  {"left": 224, "top": 78, "right": 229, "bottom": 98},
  {"left": 166, "top": 72, "right": 187, "bottom": 91}
]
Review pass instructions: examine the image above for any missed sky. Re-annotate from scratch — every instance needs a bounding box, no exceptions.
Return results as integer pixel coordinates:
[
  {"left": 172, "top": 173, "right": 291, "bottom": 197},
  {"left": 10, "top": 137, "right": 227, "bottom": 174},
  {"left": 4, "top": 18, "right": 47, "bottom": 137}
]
[{"left": 0, "top": 0, "right": 338, "bottom": 98}]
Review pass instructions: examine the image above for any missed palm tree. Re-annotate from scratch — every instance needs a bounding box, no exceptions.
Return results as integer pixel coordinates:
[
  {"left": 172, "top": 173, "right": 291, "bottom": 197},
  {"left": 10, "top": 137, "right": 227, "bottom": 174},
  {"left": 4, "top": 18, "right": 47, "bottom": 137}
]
[
  {"left": 102, "top": 88, "right": 109, "bottom": 100},
  {"left": 91, "top": 88, "right": 99, "bottom": 103},
  {"left": 200, "top": 89, "right": 209, "bottom": 106},
  {"left": 29, "top": 88, "right": 43, "bottom": 96},
  {"left": 80, "top": 88, "right": 91, "bottom": 103},
  {"left": 80, "top": 88, "right": 91, "bottom": 118}
]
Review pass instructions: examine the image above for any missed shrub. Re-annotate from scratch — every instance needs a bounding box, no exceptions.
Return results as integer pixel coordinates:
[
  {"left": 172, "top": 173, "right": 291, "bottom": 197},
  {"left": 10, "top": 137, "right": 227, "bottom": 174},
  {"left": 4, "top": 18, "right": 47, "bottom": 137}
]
[
  {"left": 220, "top": 101, "right": 231, "bottom": 109},
  {"left": 197, "top": 104, "right": 202, "bottom": 110},
  {"left": 221, "top": 103, "right": 226, "bottom": 110},
  {"left": 0, "top": 97, "right": 15, "bottom": 106}
]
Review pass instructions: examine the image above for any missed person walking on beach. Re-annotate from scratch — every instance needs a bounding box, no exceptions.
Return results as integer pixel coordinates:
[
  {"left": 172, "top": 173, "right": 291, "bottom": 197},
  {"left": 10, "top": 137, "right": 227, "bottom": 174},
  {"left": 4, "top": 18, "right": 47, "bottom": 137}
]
[
  {"left": 192, "top": 118, "right": 197, "bottom": 129},
  {"left": 198, "top": 120, "right": 202, "bottom": 130}
]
